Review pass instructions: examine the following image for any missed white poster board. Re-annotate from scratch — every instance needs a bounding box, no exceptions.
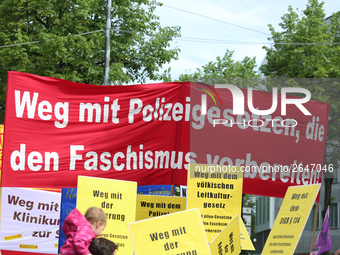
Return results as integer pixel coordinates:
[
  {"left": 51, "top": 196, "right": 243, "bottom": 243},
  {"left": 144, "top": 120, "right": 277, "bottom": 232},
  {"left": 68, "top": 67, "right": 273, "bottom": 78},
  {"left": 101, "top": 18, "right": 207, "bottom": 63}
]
[{"left": 0, "top": 188, "right": 61, "bottom": 254}]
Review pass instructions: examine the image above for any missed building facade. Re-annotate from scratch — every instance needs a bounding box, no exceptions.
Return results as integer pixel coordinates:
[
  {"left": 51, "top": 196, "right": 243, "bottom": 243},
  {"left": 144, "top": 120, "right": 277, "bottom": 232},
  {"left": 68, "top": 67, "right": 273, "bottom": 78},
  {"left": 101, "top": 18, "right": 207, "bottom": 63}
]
[{"left": 255, "top": 172, "right": 340, "bottom": 254}]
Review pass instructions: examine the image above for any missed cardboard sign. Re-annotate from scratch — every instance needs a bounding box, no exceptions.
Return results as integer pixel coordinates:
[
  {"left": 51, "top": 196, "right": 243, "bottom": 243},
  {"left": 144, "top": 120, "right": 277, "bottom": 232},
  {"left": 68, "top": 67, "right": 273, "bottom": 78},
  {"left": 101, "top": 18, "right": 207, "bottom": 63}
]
[
  {"left": 128, "top": 208, "right": 211, "bottom": 255},
  {"left": 0, "top": 188, "right": 61, "bottom": 254},
  {"left": 136, "top": 195, "right": 185, "bottom": 221},
  {"left": 239, "top": 216, "right": 255, "bottom": 251},
  {"left": 262, "top": 184, "right": 321, "bottom": 254},
  {"left": 209, "top": 215, "right": 241, "bottom": 255},
  {"left": 186, "top": 164, "right": 243, "bottom": 242},
  {"left": 77, "top": 176, "right": 137, "bottom": 255}
]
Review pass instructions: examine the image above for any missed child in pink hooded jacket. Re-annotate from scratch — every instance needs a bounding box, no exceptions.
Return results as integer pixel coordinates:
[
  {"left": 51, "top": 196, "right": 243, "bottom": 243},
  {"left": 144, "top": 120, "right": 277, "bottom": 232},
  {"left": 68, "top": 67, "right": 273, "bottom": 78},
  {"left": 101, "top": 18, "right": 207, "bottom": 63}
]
[{"left": 60, "top": 207, "right": 107, "bottom": 255}]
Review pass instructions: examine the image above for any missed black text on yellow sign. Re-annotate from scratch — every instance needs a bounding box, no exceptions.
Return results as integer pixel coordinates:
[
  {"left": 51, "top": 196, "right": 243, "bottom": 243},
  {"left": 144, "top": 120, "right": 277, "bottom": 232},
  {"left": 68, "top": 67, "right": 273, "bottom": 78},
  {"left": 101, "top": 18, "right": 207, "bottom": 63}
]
[
  {"left": 149, "top": 226, "right": 199, "bottom": 254},
  {"left": 128, "top": 208, "right": 211, "bottom": 255},
  {"left": 262, "top": 184, "right": 321, "bottom": 255},
  {"left": 187, "top": 164, "right": 243, "bottom": 242},
  {"left": 136, "top": 195, "right": 185, "bottom": 221}
]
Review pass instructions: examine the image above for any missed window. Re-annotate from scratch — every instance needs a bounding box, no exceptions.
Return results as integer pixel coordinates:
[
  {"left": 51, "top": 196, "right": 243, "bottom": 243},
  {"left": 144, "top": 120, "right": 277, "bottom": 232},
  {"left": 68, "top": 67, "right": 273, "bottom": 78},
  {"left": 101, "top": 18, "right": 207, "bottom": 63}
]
[
  {"left": 259, "top": 197, "right": 263, "bottom": 224},
  {"left": 255, "top": 196, "right": 270, "bottom": 225},
  {"left": 330, "top": 203, "right": 339, "bottom": 228},
  {"left": 256, "top": 199, "right": 259, "bottom": 225},
  {"left": 265, "top": 196, "right": 270, "bottom": 223},
  {"left": 332, "top": 167, "right": 339, "bottom": 183},
  {"left": 308, "top": 204, "right": 320, "bottom": 229}
]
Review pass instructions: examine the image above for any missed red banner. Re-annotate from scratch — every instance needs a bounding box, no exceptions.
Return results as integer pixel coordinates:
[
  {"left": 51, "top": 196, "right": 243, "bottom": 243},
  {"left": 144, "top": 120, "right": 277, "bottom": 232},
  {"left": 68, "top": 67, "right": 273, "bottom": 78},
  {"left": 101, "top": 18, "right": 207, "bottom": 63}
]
[
  {"left": 2, "top": 71, "right": 190, "bottom": 189},
  {"left": 1, "top": 72, "right": 329, "bottom": 199},
  {"left": 189, "top": 82, "right": 329, "bottom": 199}
]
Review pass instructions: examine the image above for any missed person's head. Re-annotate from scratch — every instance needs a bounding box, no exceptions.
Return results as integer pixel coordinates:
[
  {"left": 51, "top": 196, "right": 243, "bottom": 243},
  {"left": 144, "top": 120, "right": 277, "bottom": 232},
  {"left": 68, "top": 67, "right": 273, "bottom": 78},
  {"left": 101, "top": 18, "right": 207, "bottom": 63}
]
[
  {"left": 89, "top": 238, "right": 118, "bottom": 255},
  {"left": 84, "top": 207, "right": 107, "bottom": 237}
]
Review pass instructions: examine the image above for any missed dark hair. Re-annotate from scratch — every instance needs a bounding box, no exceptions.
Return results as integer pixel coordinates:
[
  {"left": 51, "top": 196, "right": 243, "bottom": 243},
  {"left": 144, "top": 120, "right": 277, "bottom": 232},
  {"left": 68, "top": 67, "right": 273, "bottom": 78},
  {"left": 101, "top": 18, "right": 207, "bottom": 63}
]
[{"left": 89, "top": 238, "right": 118, "bottom": 255}]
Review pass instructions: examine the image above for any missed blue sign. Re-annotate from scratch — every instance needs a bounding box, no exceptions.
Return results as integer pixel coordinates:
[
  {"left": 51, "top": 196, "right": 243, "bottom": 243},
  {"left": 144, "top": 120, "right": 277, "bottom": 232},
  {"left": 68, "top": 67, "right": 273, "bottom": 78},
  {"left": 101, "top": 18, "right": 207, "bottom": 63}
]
[
  {"left": 137, "top": 185, "right": 172, "bottom": 196},
  {"left": 58, "top": 188, "right": 77, "bottom": 253}
]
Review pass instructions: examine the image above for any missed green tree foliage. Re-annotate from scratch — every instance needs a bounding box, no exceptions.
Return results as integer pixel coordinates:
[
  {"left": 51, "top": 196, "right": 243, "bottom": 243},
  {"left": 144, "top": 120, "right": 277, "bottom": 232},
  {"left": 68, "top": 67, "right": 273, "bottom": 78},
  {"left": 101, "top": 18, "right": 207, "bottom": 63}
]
[
  {"left": 260, "top": 1, "right": 340, "bottom": 78},
  {"left": 162, "top": 49, "right": 259, "bottom": 84},
  {"left": 0, "top": 0, "right": 181, "bottom": 122},
  {"left": 259, "top": 0, "right": 340, "bottom": 224}
]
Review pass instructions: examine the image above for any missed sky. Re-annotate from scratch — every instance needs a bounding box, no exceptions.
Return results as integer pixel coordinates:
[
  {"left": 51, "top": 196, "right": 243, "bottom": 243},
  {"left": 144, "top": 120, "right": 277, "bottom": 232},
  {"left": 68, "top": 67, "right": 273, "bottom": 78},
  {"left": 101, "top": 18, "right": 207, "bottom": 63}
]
[{"left": 149, "top": 0, "right": 340, "bottom": 82}]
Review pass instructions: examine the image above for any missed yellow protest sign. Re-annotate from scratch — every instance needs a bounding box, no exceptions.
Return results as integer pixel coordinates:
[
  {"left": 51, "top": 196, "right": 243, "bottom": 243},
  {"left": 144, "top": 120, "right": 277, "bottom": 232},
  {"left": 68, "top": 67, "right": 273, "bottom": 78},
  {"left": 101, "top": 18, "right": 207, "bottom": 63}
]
[
  {"left": 77, "top": 176, "right": 137, "bottom": 255},
  {"left": 239, "top": 215, "right": 255, "bottom": 251},
  {"left": 262, "top": 184, "right": 321, "bottom": 255},
  {"left": 209, "top": 215, "right": 241, "bottom": 255},
  {"left": 128, "top": 208, "right": 211, "bottom": 255},
  {"left": 187, "top": 164, "right": 243, "bottom": 242},
  {"left": 136, "top": 195, "right": 186, "bottom": 221}
]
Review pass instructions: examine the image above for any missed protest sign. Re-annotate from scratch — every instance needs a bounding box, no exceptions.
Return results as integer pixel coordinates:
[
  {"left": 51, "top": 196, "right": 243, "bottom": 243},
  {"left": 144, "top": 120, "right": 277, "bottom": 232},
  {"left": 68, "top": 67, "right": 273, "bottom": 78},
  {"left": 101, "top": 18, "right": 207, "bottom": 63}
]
[
  {"left": 239, "top": 215, "right": 255, "bottom": 251},
  {"left": 58, "top": 188, "right": 77, "bottom": 253},
  {"left": 209, "top": 215, "right": 241, "bottom": 255},
  {"left": 128, "top": 208, "right": 211, "bottom": 255},
  {"left": 1, "top": 72, "right": 329, "bottom": 199},
  {"left": 77, "top": 176, "right": 137, "bottom": 255},
  {"left": 262, "top": 184, "right": 321, "bottom": 254},
  {"left": 136, "top": 194, "right": 185, "bottom": 221},
  {"left": 0, "top": 187, "right": 61, "bottom": 254},
  {"left": 137, "top": 185, "right": 172, "bottom": 196},
  {"left": 186, "top": 164, "right": 243, "bottom": 242},
  {"left": 189, "top": 81, "right": 329, "bottom": 199},
  {"left": 2, "top": 71, "right": 190, "bottom": 189}
]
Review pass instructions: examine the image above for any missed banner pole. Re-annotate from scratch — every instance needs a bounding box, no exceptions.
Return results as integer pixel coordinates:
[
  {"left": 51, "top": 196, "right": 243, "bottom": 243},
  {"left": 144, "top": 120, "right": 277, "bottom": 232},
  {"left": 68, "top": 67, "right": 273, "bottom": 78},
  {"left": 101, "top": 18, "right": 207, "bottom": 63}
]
[
  {"left": 170, "top": 184, "right": 174, "bottom": 196},
  {"left": 310, "top": 201, "right": 319, "bottom": 253},
  {"left": 104, "top": 0, "right": 111, "bottom": 85}
]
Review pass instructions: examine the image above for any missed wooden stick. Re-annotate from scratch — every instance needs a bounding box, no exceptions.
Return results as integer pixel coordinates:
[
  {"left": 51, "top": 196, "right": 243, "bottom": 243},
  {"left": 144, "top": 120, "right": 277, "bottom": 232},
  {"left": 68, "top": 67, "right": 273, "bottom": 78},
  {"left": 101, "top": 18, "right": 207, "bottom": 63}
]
[{"left": 310, "top": 201, "right": 319, "bottom": 253}]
